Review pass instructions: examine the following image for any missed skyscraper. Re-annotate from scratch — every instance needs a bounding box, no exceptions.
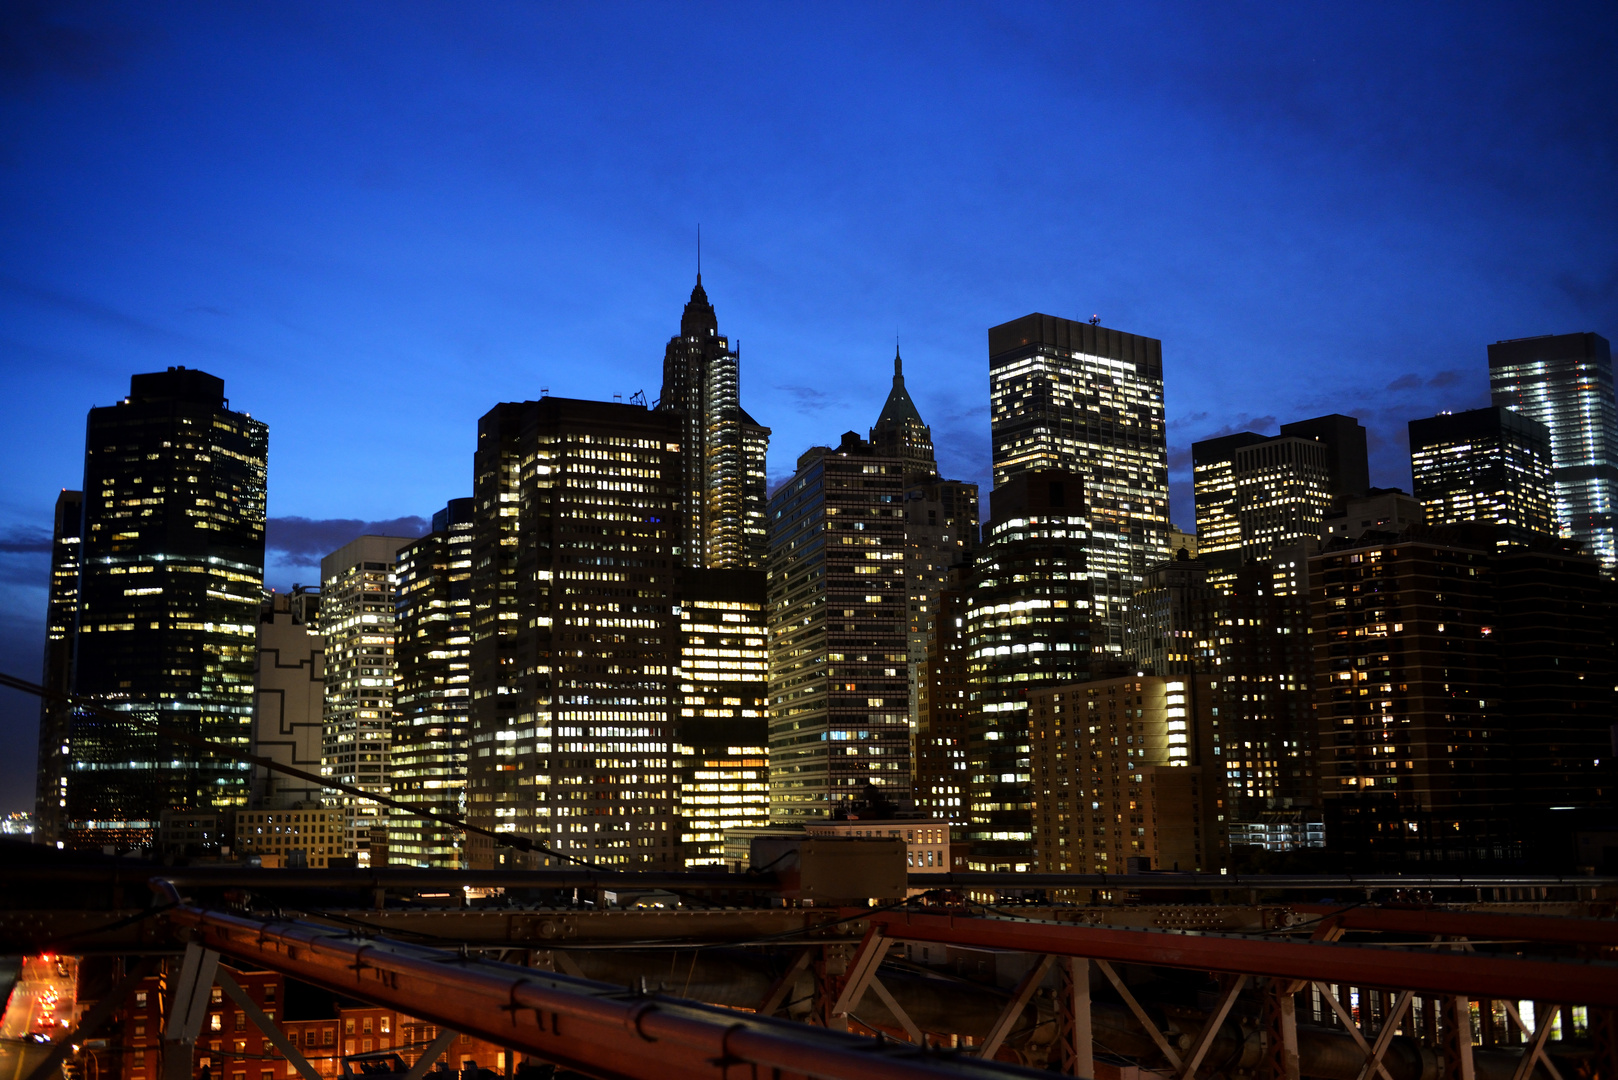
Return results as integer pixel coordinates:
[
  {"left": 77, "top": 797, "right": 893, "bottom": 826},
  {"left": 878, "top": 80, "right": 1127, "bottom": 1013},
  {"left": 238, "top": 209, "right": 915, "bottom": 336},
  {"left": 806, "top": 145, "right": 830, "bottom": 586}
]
[
  {"left": 1193, "top": 415, "right": 1369, "bottom": 577},
  {"left": 1488, "top": 333, "right": 1617, "bottom": 568},
  {"left": 1191, "top": 433, "right": 1269, "bottom": 574},
  {"left": 1233, "top": 436, "right": 1333, "bottom": 564},
  {"left": 389, "top": 500, "right": 475, "bottom": 869},
  {"left": 672, "top": 568, "right": 770, "bottom": 865},
  {"left": 658, "top": 274, "right": 770, "bottom": 570},
  {"left": 1409, "top": 407, "right": 1556, "bottom": 546},
  {"left": 465, "top": 397, "right": 682, "bottom": 869},
  {"left": 989, "top": 314, "right": 1170, "bottom": 654},
  {"left": 868, "top": 347, "right": 980, "bottom": 730},
  {"left": 766, "top": 434, "right": 909, "bottom": 824},
  {"left": 64, "top": 368, "right": 267, "bottom": 851},
  {"left": 869, "top": 347, "right": 937, "bottom": 480},
  {"left": 34, "top": 489, "right": 82, "bottom": 846},
  {"left": 321, "top": 534, "right": 413, "bottom": 863},
  {"left": 964, "top": 470, "right": 1098, "bottom": 871},
  {"left": 1122, "top": 555, "right": 1218, "bottom": 677},
  {"left": 913, "top": 569, "right": 971, "bottom": 820}
]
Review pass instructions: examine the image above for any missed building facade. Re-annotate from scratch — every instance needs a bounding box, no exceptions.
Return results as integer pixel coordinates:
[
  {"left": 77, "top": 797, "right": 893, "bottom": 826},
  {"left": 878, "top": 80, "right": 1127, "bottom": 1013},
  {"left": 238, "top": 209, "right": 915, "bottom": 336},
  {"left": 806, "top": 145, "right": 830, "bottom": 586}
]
[
  {"left": 964, "top": 471, "right": 1099, "bottom": 871},
  {"left": 64, "top": 368, "right": 267, "bottom": 850},
  {"left": 672, "top": 568, "right": 770, "bottom": 865},
  {"left": 1028, "top": 674, "right": 1225, "bottom": 874},
  {"left": 989, "top": 314, "right": 1170, "bottom": 654},
  {"left": 388, "top": 500, "right": 474, "bottom": 868},
  {"left": 1409, "top": 407, "right": 1557, "bottom": 547},
  {"left": 465, "top": 398, "right": 682, "bottom": 869},
  {"left": 1489, "top": 332, "right": 1618, "bottom": 569},
  {"left": 1122, "top": 555, "right": 1218, "bottom": 677},
  {"left": 657, "top": 275, "right": 770, "bottom": 570},
  {"left": 321, "top": 534, "right": 413, "bottom": 863},
  {"left": 766, "top": 434, "right": 909, "bottom": 825},
  {"left": 251, "top": 586, "right": 324, "bottom": 810},
  {"left": 913, "top": 570, "right": 971, "bottom": 819}
]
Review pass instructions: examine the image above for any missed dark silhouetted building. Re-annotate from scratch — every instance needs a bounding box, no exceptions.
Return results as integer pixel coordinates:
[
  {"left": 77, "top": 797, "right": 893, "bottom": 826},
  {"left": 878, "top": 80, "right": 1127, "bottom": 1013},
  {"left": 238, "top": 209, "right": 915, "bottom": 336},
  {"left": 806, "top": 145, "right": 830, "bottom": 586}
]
[
  {"left": 1490, "top": 332, "right": 1618, "bottom": 569},
  {"left": 913, "top": 569, "right": 971, "bottom": 819},
  {"left": 1123, "top": 555, "right": 1218, "bottom": 677},
  {"left": 63, "top": 368, "right": 267, "bottom": 851},
  {"left": 1410, "top": 407, "right": 1556, "bottom": 547},
  {"left": 1311, "top": 525, "right": 1615, "bottom": 867},
  {"left": 465, "top": 397, "right": 682, "bottom": 869},
  {"left": 34, "top": 489, "right": 82, "bottom": 846}
]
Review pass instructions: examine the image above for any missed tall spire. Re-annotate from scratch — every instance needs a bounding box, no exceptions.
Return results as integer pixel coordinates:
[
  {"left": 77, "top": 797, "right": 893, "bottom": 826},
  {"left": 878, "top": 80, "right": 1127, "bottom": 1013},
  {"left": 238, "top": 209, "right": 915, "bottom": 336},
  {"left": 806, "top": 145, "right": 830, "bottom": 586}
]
[
  {"left": 895, "top": 338, "right": 902, "bottom": 378},
  {"left": 696, "top": 223, "right": 701, "bottom": 287}
]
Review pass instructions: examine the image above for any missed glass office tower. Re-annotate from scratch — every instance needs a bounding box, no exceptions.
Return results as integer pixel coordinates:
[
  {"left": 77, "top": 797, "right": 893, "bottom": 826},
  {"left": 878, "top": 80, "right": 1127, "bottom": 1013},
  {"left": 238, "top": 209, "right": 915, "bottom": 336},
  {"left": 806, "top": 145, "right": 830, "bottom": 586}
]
[
  {"left": 1409, "top": 407, "right": 1556, "bottom": 546},
  {"left": 988, "top": 314, "right": 1169, "bottom": 654},
  {"left": 65, "top": 368, "right": 267, "bottom": 851},
  {"left": 1489, "top": 332, "right": 1618, "bottom": 569}
]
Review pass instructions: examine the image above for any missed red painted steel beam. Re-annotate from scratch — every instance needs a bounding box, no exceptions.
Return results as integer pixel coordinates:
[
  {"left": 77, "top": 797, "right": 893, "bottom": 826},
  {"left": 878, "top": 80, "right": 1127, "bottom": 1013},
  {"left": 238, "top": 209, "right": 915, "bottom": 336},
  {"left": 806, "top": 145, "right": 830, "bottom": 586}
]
[
  {"left": 1289, "top": 904, "right": 1618, "bottom": 946},
  {"left": 861, "top": 910, "right": 1618, "bottom": 1007},
  {"left": 163, "top": 905, "right": 1046, "bottom": 1080}
]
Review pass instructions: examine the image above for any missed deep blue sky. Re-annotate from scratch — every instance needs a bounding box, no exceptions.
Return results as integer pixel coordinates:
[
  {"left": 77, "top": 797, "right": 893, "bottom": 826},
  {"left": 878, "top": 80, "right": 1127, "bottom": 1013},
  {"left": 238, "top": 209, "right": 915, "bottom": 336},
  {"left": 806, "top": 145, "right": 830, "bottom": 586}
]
[{"left": 1, "top": 2, "right": 1614, "bottom": 813}]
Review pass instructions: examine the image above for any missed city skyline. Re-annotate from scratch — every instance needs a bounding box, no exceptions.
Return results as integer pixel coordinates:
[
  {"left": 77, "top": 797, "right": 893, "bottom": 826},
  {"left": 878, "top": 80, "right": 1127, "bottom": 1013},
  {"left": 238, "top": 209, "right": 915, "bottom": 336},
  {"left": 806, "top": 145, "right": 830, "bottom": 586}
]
[{"left": 2, "top": 3, "right": 1615, "bottom": 814}]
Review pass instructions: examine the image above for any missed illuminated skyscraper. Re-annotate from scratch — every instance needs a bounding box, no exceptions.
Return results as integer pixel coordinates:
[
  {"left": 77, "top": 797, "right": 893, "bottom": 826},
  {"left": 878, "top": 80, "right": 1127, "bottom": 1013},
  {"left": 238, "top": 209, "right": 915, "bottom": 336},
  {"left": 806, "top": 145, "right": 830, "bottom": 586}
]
[
  {"left": 321, "top": 534, "right": 413, "bottom": 863},
  {"left": 1122, "top": 555, "right": 1218, "bottom": 677},
  {"left": 964, "top": 470, "right": 1099, "bottom": 871},
  {"left": 912, "top": 569, "right": 971, "bottom": 819},
  {"left": 1489, "top": 332, "right": 1617, "bottom": 569},
  {"left": 389, "top": 499, "right": 475, "bottom": 868},
  {"left": 1233, "top": 436, "right": 1333, "bottom": 565},
  {"left": 34, "top": 489, "right": 82, "bottom": 846},
  {"left": 64, "top": 368, "right": 267, "bottom": 851},
  {"left": 1409, "top": 407, "right": 1556, "bottom": 546},
  {"left": 465, "top": 397, "right": 682, "bottom": 869},
  {"left": 672, "top": 568, "right": 770, "bottom": 865},
  {"left": 766, "top": 434, "right": 909, "bottom": 824},
  {"left": 1191, "top": 433, "right": 1268, "bottom": 574},
  {"left": 658, "top": 274, "right": 771, "bottom": 569},
  {"left": 868, "top": 347, "right": 980, "bottom": 729},
  {"left": 989, "top": 314, "right": 1169, "bottom": 653}
]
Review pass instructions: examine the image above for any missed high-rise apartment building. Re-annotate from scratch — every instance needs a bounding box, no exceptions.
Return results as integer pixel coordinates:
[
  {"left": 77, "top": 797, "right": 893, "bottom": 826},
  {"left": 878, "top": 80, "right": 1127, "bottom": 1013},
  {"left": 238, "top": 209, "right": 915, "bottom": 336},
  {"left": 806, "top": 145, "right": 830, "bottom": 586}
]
[
  {"left": 866, "top": 355, "right": 981, "bottom": 730},
  {"left": 321, "top": 534, "right": 413, "bottom": 863},
  {"left": 389, "top": 500, "right": 474, "bottom": 869},
  {"left": 251, "top": 585, "right": 324, "bottom": 810},
  {"left": 658, "top": 275, "right": 770, "bottom": 569},
  {"left": 672, "top": 568, "right": 770, "bottom": 865},
  {"left": 900, "top": 478, "right": 979, "bottom": 727},
  {"left": 465, "top": 398, "right": 681, "bottom": 869},
  {"left": 34, "top": 489, "right": 82, "bottom": 846},
  {"left": 913, "top": 569, "right": 971, "bottom": 819},
  {"left": 1490, "top": 332, "right": 1618, "bottom": 569},
  {"left": 61, "top": 368, "right": 267, "bottom": 851},
  {"left": 1122, "top": 555, "right": 1218, "bottom": 677},
  {"left": 989, "top": 314, "right": 1169, "bottom": 653},
  {"left": 1029, "top": 675, "right": 1225, "bottom": 874},
  {"left": 1306, "top": 524, "right": 1617, "bottom": 867},
  {"left": 766, "top": 434, "right": 909, "bottom": 825},
  {"left": 965, "top": 471, "right": 1099, "bottom": 871},
  {"left": 1410, "top": 407, "right": 1557, "bottom": 548}
]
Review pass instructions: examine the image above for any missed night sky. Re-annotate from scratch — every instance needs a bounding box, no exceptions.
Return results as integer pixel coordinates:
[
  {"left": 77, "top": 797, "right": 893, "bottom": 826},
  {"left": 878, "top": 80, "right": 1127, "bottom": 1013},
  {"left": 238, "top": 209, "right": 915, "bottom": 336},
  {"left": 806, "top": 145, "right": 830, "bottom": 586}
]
[{"left": 2, "top": 2, "right": 1614, "bottom": 813}]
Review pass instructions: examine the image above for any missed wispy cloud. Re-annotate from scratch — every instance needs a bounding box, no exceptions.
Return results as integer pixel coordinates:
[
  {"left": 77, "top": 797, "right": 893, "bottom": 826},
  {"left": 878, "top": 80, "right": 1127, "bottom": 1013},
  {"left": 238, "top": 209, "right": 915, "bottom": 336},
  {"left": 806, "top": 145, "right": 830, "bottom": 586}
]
[
  {"left": 266, "top": 515, "right": 431, "bottom": 564},
  {"left": 774, "top": 385, "right": 837, "bottom": 412}
]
